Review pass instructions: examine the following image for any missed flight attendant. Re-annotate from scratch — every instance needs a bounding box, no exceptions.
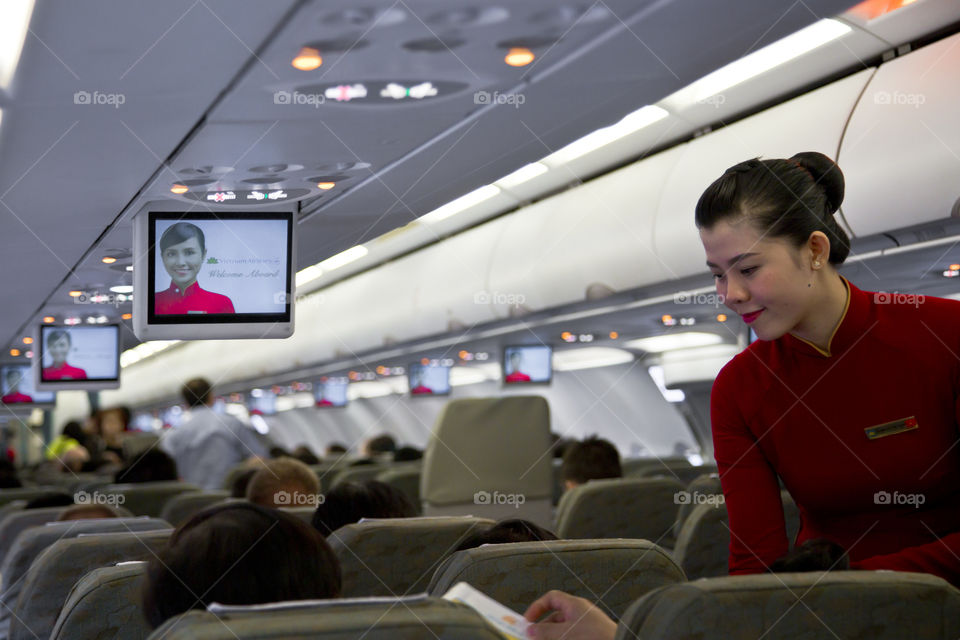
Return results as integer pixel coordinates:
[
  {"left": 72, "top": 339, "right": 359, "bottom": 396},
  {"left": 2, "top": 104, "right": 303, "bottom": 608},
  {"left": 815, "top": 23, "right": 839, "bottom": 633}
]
[
  {"left": 523, "top": 152, "right": 960, "bottom": 639},
  {"left": 1, "top": 369, "right": 32, "bottom": 404},
  {"left": 42, "top": 330, "right": 87, "bottom": 380},
  {"left": 155, "top": 222, "right": 235, "bottom": 315},
  {"left": 504, "top": 351, "right": 531, "bottom": 383},
  {"left": 409, "top": 368, "right": 433, "bottom": 395}
]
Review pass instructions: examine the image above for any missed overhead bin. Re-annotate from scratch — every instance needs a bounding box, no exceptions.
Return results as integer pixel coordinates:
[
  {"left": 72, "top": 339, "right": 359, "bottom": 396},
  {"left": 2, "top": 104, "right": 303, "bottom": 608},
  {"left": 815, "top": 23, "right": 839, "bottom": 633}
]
[
  {"left": 840, "top": 32, "right": 960, "bottom": 237},
  {"left": 487, "top": 146, "right": 685, "bottom": 317},
  {"left": 653, "top": 69, "right": 874, "bottom": 279}
]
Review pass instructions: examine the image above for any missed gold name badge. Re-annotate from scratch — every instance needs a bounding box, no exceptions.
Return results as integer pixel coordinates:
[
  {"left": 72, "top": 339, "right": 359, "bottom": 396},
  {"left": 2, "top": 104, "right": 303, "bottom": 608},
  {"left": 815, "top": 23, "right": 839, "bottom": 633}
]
[{"left": 864, "top": 416, "right": 919, "bottom": 440}]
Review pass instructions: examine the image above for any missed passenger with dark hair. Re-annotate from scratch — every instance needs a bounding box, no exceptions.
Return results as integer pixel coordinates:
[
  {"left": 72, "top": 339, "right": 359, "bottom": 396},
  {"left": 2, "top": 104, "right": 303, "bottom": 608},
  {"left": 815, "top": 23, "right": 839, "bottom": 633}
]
[
  {"left": 561, "top": 436, "right": 622, "bottom": 491},
  {"left": 525, "top": 153, "right": 960, "bottom": 638},
  {"left": 269, "top": 446, "right": 290, "bottom": 459},
  {"left": 142, "top": 503, "right": 341, "bottom": 628},
  {"left": 230, "top": 467, "right": 259, "bottom": 498},
  {"left": 363, "top": 434, "right": 396, "bottom": 457},
  {"left": 455, "top": 519, "right": 558, "bottom": 552},
  {"left": 393, "top": 446, "right": 422, "bottom": 462},
  {"left": 768, "top": 539, "right": 850, "bottom": 573},
  {"left": 0, "top": 458, "right": 22, "bottom": 489},
  {"left": 57, "top": 504, "right": 123, "bottom": 521},
  {"left": 161, "top": 377, "right": 267, "bottom": 490},
  {"left": 311, "top": 480, "right": 416, "bottom": 537},
  {"left": 24, "top": 493, "right": 74, "bottom": 509},
  {"left": 155, "top": 222, "right": 235, "bottom": 315},
  {"left": 115, "top": 449, "right": 178, "bottom": 484},
  {"left": 325, "top": 443, "right": 347, "bottom": 458},
  {"left": 42, "top": 329, "right": 87, "bottom": 380},
  {"left": 246, "top": 458, "right": 320, "bottom": 508},
  {"left": 292, "top": 445, "right": 320, "bottom": 466}
]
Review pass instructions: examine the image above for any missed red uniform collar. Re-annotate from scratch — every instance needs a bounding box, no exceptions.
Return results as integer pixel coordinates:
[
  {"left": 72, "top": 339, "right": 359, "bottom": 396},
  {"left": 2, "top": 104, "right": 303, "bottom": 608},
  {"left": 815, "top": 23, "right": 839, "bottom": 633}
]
[
  {"left": 782, "top": 277, "right": 870, "bottom": 358},
  {"left": 165, "top": 281, "right": 200, "bottom": 298}
]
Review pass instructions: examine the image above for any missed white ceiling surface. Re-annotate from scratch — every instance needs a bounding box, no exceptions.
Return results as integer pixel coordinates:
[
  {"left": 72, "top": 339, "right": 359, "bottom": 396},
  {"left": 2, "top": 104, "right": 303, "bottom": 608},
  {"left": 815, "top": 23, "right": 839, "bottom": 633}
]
[{"left": 0, "top": 0, "right": 861, "bottom": 350}]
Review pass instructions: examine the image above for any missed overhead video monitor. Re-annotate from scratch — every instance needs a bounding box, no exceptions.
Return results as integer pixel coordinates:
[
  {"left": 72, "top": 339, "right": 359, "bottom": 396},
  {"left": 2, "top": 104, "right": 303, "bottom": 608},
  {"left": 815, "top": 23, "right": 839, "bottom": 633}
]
[
  {"left": 133, "top": 208, "right": 296, "bottom": 340},
  {"left": 503, "top": 345, "right": 552, "bottom": 385},
  {"left": 407, "top": 362, "right": 451, "bottom": 397},
  {"left": 315, "top": 377, "right": 348, "bottom": 408},
  {"left": 35, "top": 325, "right": 121, "bottom": 391},
  {"left": 248, "top": 391, "right": 277, "bottom": 416},
  {"left": 1, "top": 364, "right": 54, "bottom": 407}
]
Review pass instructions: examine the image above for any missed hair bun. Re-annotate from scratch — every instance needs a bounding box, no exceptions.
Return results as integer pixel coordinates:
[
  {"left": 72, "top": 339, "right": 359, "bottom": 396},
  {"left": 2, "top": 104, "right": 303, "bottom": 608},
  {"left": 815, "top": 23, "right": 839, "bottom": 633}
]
[{"left": 790, "top": 151, "right": 845, "bottom": 215}]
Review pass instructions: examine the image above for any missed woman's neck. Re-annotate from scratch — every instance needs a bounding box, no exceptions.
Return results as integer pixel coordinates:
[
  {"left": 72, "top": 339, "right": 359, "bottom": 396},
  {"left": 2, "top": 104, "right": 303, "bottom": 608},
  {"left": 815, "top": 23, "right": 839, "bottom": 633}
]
[{"left": 789, "top": 272, "right": 849, "bottom": 352}]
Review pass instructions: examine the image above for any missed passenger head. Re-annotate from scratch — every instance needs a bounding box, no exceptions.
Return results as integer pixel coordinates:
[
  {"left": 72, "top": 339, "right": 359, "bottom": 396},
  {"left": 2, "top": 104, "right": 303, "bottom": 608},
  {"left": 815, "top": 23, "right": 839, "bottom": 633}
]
[
  {"left": 46, "top": 330, "right": 72, "bottom": 365},
  {"left": 230, "top": 467, "right": 259, "bottom": 498},
  {"left": 363, "top": 434, "right": 396, "bottom": 457},
  {"left": 311, "top": 480, "right": 416, "bottom": 537},
  {"left": 142, "top": 502, "right": 341, "bottom": 628},
  {"left": 455, "top": 519, "right": 559, "bottom": 552},
  {"left": 393, "top": 446, "right": 423, "bottom": 462},
  {"left": 245, "top": 458, "right": 320, "bottom": 508},
  {"left": 768, "top": 538, "right": 849, "bottom": 573},
  {"left": 61, "top": 420, "right": 87, "bottom": 446},
  {"left": 181, "top": 377, "right": 213, "bottom": 408},
  {"left": 292, "top": 445, "right": 320, "bottom": 466},
  {"left": 0, "top": 458, "right": 21, "bottom": 489},
  {"left": 159, "top": 222, "right": 206, "bottom": 290},
  {"left": 115, "top": 449, "right": 179, "bottom": 484},
  {"left": 696, "top": 153, "right": 849, "bottom": 341},
  {"left": 325, "top": 443, "right": 347, "bottom": 458},
  {"left": 57, "top": 504, "right": 123, "bottom": 521},
  {"left": 561, "top": 436, "right": 622, "bottom": 490},
  {"left": 25, "top": 493, "right": 74, "bottom": 509}
]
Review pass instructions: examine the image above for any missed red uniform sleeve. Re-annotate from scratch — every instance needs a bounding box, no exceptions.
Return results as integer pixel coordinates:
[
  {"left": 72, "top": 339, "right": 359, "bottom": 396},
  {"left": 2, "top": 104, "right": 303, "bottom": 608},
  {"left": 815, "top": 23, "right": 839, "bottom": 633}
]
[
  {"left": 853, "top": 532, "right": 960, "bottom": 587},
  {"left": 712, "top": 361, "right": 789, "bottom": 574}
]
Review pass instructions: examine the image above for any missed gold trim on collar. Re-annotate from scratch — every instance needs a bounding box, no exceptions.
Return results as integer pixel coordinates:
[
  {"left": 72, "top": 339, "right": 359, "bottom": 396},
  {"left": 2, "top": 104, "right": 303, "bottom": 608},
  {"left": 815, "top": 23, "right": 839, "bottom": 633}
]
[{"left": 792, "top": 277, "right": 851, "bottom": 357}]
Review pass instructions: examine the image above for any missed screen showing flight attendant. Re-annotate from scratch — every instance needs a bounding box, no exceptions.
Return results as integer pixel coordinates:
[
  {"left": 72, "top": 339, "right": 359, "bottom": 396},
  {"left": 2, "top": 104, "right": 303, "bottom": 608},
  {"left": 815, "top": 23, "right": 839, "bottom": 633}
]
[
  {"left": 148, "top": 212, "right": 293, "bottom": 322},
  {"left": 407, "top": 363, "right": 451, "bottom": 396},
  {"left": 315, "top": 377, "right": 348, "bottom": 408},
  {"left": 248, "top": 390, "right": 277, "bottom": 415},
  {"left": 38, "top": 325, "right": 120, "bottom": 384},
  {"left": 503, "top": 345, "right": 552, "bottom": 384},
  {"left": 1, "top": 365, "right": 54, "bottom": 405}
]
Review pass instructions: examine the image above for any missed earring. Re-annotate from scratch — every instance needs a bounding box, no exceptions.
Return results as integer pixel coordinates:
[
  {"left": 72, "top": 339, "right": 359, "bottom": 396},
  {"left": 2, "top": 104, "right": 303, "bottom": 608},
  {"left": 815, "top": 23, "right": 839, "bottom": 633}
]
[{"left": 813, "top": 260, "right": 821, "bottom": 268}]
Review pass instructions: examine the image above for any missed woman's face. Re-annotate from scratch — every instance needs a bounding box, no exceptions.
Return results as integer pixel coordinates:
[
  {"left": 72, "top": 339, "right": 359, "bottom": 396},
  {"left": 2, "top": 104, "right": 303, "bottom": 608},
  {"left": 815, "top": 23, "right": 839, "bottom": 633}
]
[
  {"left": 700, "top": 218, "right": 814, "bottom": 341},
  {"left": 162, "top": 235, "right": 204, "bottom": 289},
  {"left": 48, "top": 336, "right": 70, "bottom": 364}
]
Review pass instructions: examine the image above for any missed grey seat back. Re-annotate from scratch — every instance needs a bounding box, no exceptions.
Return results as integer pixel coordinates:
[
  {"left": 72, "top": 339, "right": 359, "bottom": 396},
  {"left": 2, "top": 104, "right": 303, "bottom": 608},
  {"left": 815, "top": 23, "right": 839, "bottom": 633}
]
[
  {"left": 428, "top": 539, "right": 685, "bottom": 619},
  {"left": 329, "top": 464, "right": 390, "bottom": 489},
  {"left": 121, "top": 433, "right": 161, "bottom": 460},
  {"left": 0, "top": 506, "right": 67, "bottom": 564},
  {"left": 10, "top": 529, "right": 172, "bottom": 640},
  {"left": 159, "top": 491, "right": 229, "bottom": 527},
  {"left": 100, "top": 482, "right": 200, "bottom": 517},
  {"left": 374, "top": 463, "right": 422, "bottom": 514},
  {"left": 329, "top": 517, "right": 494, "bottom": 597},
  {"left": 147, "top": 597, "right": 504, "bottom": 639},
  {"left": 51, "top": 562, "right": 149, "bottom": 640},
  {"left": 420, "top": 396, "right": 553, "bottom": 528},
  {"left": 0, "top": 517, "right": 170, "bottom": 619},
  {"left": 673, "top": 473, "right": 722, "bottom": 540},
  {"left": 615, "top": 571, "right": 960, "bottom": 640},
  {"left": 555, "top": 477, "right": 685, "bottom": 547},
  {"left": 621, "top": 457, "right": 689, "bottom": 478},
  {"left": 0, "top": 488, "right": 62, "bottom": 509}
]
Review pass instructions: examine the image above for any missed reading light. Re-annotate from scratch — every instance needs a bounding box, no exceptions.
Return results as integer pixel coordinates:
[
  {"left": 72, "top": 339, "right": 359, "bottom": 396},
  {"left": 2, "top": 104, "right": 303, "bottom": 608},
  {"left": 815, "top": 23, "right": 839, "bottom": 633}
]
[
  {"left": 9, "top": 349, "right": 19, "bottom": 357},
  {"left": 717, "top": 314, "right": 728, "bottom": 322},
  {"left": 101, "top": 256, "right": 117, "bottom": 264},
  {"left": 170, "top": 184, "right": 189, "bottom": 195},
  {"left": 292, "top": 46, "right": 322, "bottom": 71},
  {"left": 42, "top": 316, "right": 54, "bottom": 323},
  {"left": 504, "top": 47, "right": 535, "bottom": 67},
  {"left": 951, "top": 264, "right": 960, "bottom": 271},
  {"left": 609, "top": 331, "right": 619, "bottom": 339},
  {"left": 316, "top": 182, "right": 336, "bottom": 190},
  {"left": 421, "top": 357, "right": 430, "bottom": 365},
  {"left": 68, "top": 290, "right": 83, "bottom": 298},
  {"left": 122, "top": 313, "right": 132, "bottom": 320},
  {"left": 21, "top": 337, "right": 32, "bottom": 345}
]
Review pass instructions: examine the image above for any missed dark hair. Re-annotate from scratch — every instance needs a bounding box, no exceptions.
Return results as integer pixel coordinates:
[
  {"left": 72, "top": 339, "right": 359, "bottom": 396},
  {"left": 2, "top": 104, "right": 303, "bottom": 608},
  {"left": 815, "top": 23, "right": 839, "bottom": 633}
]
[
  {"left": 561, "top": 436, "right": 622, "bottom": 485},
  {"left": 115, "top": 449, "right": 179, "bottom": 484},
  {"left": 230, "top": 467, "right": 258, "bottom": 498},
  {"left": 269, "top": 446, "right": 290, "bottom": 459},
  {"left": 768, "top": 538, "right": 849, "bottom": 573},
  {"left": 325, "top": 443, "right": 347, "bottom": 457},
  {"left": 311, "top": 481, "right": 416, "bottom": 537},
  {"left": 181, "top": 378, "right": 212, "bottom": 408},
  {"left": 46, "top": 330, "right": 71, "bottom": 347},
  {"left": 366, "top": 434, "right": 396, "bottom": 455},
  {"left": 695, "top": 152, "right": 849, "bottom": 265},
  {"left": 393, "top": 446, "right": 422, "bottom": 462},
  {"left": 292, "top": 445, "right": 320, "bottom": 466},
  {"left": 142, "top": 502, "right": 340, "bottom": 628},
  {"left": 25, "top": 493, "right": 74, "bottom": 509},
  {"left": 455, "top": 519, "right": 558, "bottom": 552},
  {"left": 62, "top": 421, "right": 87, "bottom": 447},
  {"left": 159, "top": 222, "right": 206, "bottom": 254},
  {"left": 0, "top": 458, "right": 21, "bottom": 489}
]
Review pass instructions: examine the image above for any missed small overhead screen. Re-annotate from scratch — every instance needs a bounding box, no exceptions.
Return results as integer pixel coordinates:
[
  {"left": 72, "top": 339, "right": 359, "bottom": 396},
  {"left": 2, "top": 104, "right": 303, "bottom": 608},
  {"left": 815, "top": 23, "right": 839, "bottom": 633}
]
[
  {"left": 133, "top": 209, "right": 295, "bottom": 340},
  {"left": 1, "top": 364, "right": 54, "bottom": 407},
  {"left": 407, "top": 363, "right": 451, "bottom": 396},
  {"left": 503, "top": 345, "right": 552, "bottom": 384},
  {"left": 35, "top": 325, "right": 120, "bottom": 391},
  {"left": 315, "top": 377, "right": 348, "bottom": 408},
  {"left": 248, "top": 391, "right": 277, "bottom": 415}
]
